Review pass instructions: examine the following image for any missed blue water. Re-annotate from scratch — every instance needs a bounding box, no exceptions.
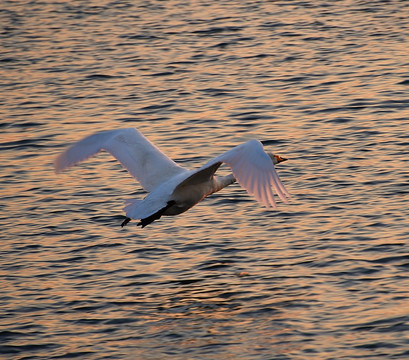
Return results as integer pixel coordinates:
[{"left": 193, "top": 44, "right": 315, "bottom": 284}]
[{"left": 1, "top": 0, "right": 409, "bottom": 359}]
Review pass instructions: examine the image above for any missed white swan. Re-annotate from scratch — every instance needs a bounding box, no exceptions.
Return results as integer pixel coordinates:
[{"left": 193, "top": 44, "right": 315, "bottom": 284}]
[{"left": 54, "top": 128, "right": 290, "bottom": 228}]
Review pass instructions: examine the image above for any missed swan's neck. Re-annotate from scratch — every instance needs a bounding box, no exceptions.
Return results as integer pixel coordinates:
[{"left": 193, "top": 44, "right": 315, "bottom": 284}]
[{"left": 213, "top": 174, "right": 236, "bottom": 193}]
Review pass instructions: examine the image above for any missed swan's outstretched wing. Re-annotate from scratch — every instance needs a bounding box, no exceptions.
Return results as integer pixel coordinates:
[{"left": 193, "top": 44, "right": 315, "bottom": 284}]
[
  {"left": 54, "top": 128, "right": 186, "bottom": 192},
  {"left": 209, "top": 139, "right": 290, "bottom": 208}
]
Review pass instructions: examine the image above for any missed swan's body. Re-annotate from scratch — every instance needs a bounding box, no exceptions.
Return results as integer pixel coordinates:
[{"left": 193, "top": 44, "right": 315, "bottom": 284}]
[{"left": 54, "top": 128, "right": 290, "bottom": 227}]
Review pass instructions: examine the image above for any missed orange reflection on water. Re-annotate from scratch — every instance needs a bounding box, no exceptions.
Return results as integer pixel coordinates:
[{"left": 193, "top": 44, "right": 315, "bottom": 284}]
[{"left": 1, "top": 1, "right": 408, "bottom": 359}]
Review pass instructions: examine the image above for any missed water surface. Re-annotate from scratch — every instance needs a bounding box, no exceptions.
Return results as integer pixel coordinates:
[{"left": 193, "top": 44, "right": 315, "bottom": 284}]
[{"left": 1, "top": 1, "right": 409, "bottom": 359}]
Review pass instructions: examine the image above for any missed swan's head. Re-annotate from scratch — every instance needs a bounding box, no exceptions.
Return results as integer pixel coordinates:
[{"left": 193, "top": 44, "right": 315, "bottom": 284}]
[{"left": 269, "top": 153, "right": 288, "bottom": 165}]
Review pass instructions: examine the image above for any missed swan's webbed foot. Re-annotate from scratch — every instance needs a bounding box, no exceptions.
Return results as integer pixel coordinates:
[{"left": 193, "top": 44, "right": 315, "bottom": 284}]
[
  {"left": 121, "top": 217, "right": 131, "bottom": 227},
  {"left": 137, "top": 200, "right": 176, "bottom": 228},
  {"left": 137, "top": 215, "right": 160, "bottom": 228}
]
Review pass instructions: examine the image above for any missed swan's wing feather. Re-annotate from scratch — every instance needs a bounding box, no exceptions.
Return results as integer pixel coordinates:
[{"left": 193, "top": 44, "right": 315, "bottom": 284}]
[
  {"left": 175, "top": 162, "right": 222, "bottom": 189},
  {"left": 209, "top": 139, "right": 290, "bottom": 208},
  {"left": 54, "top": 128, "right": 185, "bottom": 192},
  {"left": 54, "top": 130, "right": 114, "bottom": 174}
]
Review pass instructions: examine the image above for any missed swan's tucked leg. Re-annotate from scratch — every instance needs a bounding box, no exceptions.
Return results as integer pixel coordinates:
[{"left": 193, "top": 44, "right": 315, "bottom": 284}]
[
  {"left": 137, "top": 200, "right": 176, "bottom": 228},
  {"left": 121, "top": 217, "right": 131, "bottom": 227}
]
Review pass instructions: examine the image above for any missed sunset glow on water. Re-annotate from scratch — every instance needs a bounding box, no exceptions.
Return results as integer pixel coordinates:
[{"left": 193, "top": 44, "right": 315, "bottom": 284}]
[{"left": 1, "top": 1, "right": 408, "bottom": 359}]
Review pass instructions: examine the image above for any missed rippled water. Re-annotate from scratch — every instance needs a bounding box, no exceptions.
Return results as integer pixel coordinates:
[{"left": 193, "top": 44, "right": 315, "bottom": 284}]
[{"left": 1, "top": 0, "right": 409, "bottom": 359}]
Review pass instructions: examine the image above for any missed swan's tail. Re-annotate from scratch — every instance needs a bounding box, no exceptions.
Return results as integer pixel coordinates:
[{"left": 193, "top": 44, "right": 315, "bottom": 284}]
[
  {"left": 124, "top": 198, "right": 142, "bottom": 208},
  {"left": 123, "top": 199, "right": 143, "bottom": 216},
  {"left": 121, "top": 199, "right": 144, "bottom": 227},
  {"left": 123, "top": 198, "right": 163, "bottom": 220},
  {"left": 123, "top": 198, "right": 175, "bottom": 228}
]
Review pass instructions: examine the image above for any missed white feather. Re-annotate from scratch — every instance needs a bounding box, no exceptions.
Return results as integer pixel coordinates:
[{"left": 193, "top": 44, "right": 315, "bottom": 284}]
[
  {"left": 55, "top": 129, "right": 290, "bottom": 226},
  {"left": 207, "top": 139, "right": 290, "bottom": 208},
  {"left": 54, "top": 128, "right": 186, "bottom": 192}
]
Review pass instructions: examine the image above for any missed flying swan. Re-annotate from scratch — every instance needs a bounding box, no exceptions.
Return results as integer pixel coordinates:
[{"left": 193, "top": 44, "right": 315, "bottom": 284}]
[{"left": 54, "top": 128, "right": 290, "bottom": 228}]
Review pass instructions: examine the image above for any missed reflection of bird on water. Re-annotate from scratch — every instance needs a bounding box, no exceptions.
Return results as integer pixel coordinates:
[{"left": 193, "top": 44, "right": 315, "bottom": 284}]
[{"left": 54, "top": 128, "right": 290, "bottom": 228}]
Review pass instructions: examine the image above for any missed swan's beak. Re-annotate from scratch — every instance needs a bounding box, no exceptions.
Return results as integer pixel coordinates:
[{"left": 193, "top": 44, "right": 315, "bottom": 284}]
[{"left": 274, "top": 155, "right": 288, "bottom": 164}]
